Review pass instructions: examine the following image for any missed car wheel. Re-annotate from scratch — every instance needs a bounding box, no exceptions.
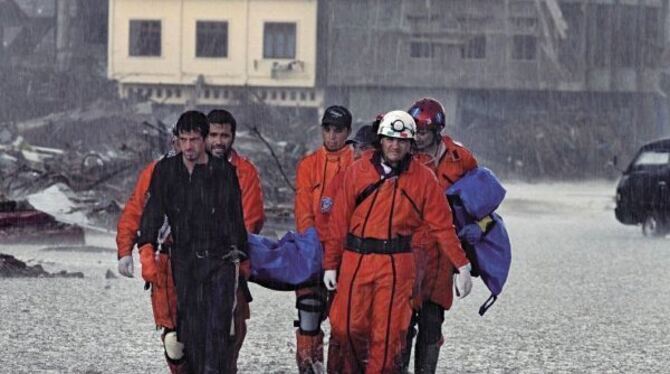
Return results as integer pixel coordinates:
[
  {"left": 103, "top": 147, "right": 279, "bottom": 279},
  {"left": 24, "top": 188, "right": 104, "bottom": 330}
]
[{"left": 642, "top": 213, "right": 668, "bottom": 237}]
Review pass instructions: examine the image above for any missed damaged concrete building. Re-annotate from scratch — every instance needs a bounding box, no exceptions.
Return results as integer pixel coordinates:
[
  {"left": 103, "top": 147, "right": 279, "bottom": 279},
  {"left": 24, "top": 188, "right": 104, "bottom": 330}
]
[
  {"left": 103, "top": 0, "right": 670, "bottom": 176},
  {"left": 0, "top": 0, "right": 107, "bottom": 69},
  {"left": 321, "top": 0, "right": 670, "bottom": 176},
  {"left": 0, "top": 0, "right": 110, "bottom": 121}
]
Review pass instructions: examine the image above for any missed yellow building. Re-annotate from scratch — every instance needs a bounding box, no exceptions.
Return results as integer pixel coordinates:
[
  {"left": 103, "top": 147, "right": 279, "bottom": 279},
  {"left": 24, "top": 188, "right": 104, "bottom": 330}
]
[{"left": 108, "top": 0, "right": 320, "bottom": 108}]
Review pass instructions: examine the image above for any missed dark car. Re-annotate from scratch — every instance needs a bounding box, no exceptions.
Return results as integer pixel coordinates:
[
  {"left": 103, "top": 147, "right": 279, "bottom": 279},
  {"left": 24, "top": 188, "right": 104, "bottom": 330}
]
[{"left": 615, "top": 138, "right": 670, "bottom": 236}]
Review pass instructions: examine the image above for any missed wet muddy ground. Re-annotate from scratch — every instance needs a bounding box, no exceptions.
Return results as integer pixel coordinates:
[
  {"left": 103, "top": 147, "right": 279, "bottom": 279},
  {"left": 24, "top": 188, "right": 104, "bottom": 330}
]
[{"left": 1, "top": 181, "right": 668, "bottom": 373}]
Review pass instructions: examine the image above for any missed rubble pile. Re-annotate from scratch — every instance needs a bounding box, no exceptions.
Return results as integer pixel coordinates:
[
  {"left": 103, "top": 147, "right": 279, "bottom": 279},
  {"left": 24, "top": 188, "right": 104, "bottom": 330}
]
[
  {"left": 0, "top": 99, "right": 158, "bottom": 230},
  {"left": 0, "top": 253, "right": 84, "bottom": 278},
  {"left": 0, "top": 98, "right": 305, "bottom": 233},
  {"left": 234, "top": 129, "right": 302, "bottom": 207},
  {"left": 0, "top": 199, "right": 85, "bottom": 244},
  {"left": 455, "top": 112, "right": 634, "bottom": 180}
]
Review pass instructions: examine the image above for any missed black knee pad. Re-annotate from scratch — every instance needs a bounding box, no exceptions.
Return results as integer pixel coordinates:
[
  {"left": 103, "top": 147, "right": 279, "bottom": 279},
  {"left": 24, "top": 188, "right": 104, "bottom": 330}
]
[
  {"left": 417, "top": 302, "right": 445, "bottom": 344},
  {"left": 295, "top": 294, "right": 326, "bottom": 335}
]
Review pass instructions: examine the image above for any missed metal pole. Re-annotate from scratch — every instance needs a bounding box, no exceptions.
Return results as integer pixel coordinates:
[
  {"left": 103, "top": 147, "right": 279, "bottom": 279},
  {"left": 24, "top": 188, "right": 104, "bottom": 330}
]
[{"left": 56, "top": 0, "right": 72, "bottom": 71}]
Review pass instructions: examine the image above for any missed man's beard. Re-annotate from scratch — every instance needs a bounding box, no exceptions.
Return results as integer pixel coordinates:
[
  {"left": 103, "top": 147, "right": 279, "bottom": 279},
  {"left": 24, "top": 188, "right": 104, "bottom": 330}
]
[{"left": 211, "top": 146, "right": 229, "bottom": 159}]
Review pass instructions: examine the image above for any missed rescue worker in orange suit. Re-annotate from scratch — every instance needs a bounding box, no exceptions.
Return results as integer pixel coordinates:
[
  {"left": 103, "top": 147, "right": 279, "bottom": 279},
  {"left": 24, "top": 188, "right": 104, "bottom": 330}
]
[
  {"left": 117, "top": 110, "right": 264, "bottom": 373},
  {"left": 401, "top": 98, "right": 478, "bottom": 373},
  {"left": 116, "top": 136, "right": 186, "bottom": 373},
  {"left": 323, "top": 110, "right": 473, "bottom": 374},
  {"left": 294, "top": 105, "right": 354, "bottom": 373},
  {"left": 315, "top": 124, "right": 377, "bottom": 373},
  {"left": 316, "top": 124, "right": 377, "bottom": 243}
]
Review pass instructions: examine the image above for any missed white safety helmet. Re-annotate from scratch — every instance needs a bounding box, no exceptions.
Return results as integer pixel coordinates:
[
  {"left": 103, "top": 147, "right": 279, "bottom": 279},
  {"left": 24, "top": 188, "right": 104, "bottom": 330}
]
[{"left": 377, "top": 110, "right": 416, "bottom": 140}]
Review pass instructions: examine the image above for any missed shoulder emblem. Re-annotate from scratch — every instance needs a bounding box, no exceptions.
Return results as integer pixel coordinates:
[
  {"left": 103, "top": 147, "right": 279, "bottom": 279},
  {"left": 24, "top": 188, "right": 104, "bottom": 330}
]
[{"left": 320, "top": 197, "right": 334, "bottom": 214}]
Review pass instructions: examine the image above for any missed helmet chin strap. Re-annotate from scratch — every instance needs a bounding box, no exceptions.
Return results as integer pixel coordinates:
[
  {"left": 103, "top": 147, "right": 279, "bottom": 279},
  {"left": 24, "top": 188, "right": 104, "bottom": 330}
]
[
  {"left": 417, "top": 132, "right": 440, "bottom": 154},
  {"left": 432, "top": 130, "right": 442, "bottom": 146}
]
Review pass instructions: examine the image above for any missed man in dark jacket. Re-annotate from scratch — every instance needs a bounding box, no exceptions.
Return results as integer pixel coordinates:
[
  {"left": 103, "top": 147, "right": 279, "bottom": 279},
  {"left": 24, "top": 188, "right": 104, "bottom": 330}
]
[{"left": 137, "top": 110, "right": 248, "bottom": 374}]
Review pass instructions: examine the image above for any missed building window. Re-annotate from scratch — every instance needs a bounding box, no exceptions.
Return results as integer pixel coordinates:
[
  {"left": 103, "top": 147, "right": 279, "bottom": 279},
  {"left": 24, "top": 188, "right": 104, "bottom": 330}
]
[
  {"left": 196, "top": 21, "right": 228, "bottom": 58},
  {"left": 263, "top": 22, "right": 296, "bottom": 59},
  {"left": 643, "top": 8, "right": 661, "bottom": 67},
  {"left": 613, "top": 5, "right": 638, "bottom": 68},
  {"left": 410, "top": 41, "right": 434, "bottom": 59},
  {"left": 129, "top": 20, "right": 161, "bottom": 57},
  {"left": 592, "top": 4, "right": 612, "bottom": 67},
  {"left": 461, "top": 35, "right": 486, "bottom": 59},
  {"left": 509, "top": 17, "right": 537, "bottom": 32},
  {"left": 558, "top": 2, "right": 583, "bottom": 67},
  {"left": 512, "top": 34, "right": 536, "bottom": 60}
]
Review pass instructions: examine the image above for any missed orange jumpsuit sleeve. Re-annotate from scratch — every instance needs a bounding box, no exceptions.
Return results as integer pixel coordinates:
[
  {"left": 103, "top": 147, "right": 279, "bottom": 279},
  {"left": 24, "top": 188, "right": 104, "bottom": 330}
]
[
  {"left": 116, "top": 161, "right": 156, "bottom": 259},
  {"left": 237, "top": 159, "right": 265, "bottom": 234},
  {"left": 421, "top": 174, "right": 470, "bottom": 269},
  {"left": 462, "top": 147, "right": 478, "bottom": 171},
  {"left": 294, "top": 156, "right": 315, "bottom": 233},
  {"left": 323, "top": 167, "right": 357, "bottom": 270}
]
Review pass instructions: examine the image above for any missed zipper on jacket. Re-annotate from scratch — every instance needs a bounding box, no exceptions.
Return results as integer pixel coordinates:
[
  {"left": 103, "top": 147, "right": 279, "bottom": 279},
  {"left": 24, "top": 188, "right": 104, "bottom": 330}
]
[
  {"left": 387, "top": 179, "right": 398, "bottom": 239},
  {"left": 318, "top": 155, "right": 329, "bottom": 202},
  {"left": 400, "top": 188, "right": 422, "bottom": 218}
]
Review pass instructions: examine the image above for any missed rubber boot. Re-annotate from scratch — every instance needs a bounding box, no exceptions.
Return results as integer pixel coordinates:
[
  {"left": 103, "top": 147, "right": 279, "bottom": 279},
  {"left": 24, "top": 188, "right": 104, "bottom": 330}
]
[
  {"left": 327, "top": 336, "right": 343, "bottom": 374},
  {"left": 414, "top": 343, "right": 441, "bottom": 374},
  {"left": 296, "top": 330, "right": 325, "bottom": 374},
  {"left": 162, "top": 330, "right": 188, "bottom": 374},
  {"left": 166, "top": 358, "right": 189, "bottom": 374},
  {"left": 400, "top": 322, "right": 417, "bottom": 373}
]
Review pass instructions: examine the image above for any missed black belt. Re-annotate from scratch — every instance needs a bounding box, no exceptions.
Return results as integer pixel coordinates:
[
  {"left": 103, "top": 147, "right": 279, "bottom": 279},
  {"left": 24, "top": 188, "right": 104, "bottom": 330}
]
[
  {"left": 157, "top": 244, "right": 171, "bottom": 254},
  {"left": 194, "top": 246, "right": 247, "bottom": 261},
  {"left": 345, "top": 233, "right": 412, "bottom": 254}
]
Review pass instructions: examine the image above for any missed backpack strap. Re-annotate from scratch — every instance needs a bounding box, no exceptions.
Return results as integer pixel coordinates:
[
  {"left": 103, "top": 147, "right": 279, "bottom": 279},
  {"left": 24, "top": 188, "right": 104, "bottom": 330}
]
[{"left": 478, "top": 294, "right": 497, "bottom": 316}]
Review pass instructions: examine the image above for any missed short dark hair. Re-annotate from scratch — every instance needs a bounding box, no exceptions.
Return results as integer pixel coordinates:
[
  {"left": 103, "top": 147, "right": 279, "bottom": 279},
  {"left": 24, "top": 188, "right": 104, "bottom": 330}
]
[
  {"left": 207, "top": 109, "right": 237, "bottom": 137},
  {"left": 175, "top": 110, "right": 209, "bottom": 138}
]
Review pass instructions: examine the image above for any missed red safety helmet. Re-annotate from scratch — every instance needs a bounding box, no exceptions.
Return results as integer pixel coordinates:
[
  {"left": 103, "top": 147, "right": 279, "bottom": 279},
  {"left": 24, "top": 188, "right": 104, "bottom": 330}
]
[{"left": 407, "top": 98, "right": 446, "bottom": 132}]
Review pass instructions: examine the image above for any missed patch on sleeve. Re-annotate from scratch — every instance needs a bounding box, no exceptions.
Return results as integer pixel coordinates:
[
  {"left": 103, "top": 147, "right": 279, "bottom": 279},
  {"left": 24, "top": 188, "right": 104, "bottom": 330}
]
[{"left": 320, "top": 197, "right": 334, "bottom": 214}]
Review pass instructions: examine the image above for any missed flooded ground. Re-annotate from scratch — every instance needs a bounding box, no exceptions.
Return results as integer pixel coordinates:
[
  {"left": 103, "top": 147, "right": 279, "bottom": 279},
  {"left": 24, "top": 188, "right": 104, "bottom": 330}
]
[{"left": 1, "top": 181, "right": 669, "bottom": 373}]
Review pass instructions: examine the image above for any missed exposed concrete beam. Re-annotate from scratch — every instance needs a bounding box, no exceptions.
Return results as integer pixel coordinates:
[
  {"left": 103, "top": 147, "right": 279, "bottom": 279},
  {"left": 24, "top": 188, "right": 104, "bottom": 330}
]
[{"left": 545, "top": 0, "right": 568, "bottom": 40}]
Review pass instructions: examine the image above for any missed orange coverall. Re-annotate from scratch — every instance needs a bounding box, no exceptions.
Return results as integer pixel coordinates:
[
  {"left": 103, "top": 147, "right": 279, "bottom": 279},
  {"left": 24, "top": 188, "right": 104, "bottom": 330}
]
[
  {"left": 324, "top": 152, "right": 469, "bottom": 373},
  {"left": 412, "top": 136, "right": 477, "bottom": 310},
  {"left": 293, "top": 144, "right": 354, "bottom": 371}
]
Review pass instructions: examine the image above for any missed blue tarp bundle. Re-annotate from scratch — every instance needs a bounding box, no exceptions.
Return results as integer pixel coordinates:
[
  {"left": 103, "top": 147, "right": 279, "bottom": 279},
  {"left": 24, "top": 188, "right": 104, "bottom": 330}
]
[
  {"left": 447, "top": 166, "right": 506, "bottom": 220},
  {"left": 248, "top": 227, "right": 323, "bottom": 291},
  {"left": 447, "top": 167, "right": 512, "bottom": 316}
]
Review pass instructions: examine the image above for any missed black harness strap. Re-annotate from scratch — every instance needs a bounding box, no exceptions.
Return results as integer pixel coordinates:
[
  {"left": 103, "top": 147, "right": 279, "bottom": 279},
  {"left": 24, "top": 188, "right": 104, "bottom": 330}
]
[{"left": 355, "top": 178, "right": 386, "bottom": 207}]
